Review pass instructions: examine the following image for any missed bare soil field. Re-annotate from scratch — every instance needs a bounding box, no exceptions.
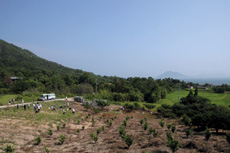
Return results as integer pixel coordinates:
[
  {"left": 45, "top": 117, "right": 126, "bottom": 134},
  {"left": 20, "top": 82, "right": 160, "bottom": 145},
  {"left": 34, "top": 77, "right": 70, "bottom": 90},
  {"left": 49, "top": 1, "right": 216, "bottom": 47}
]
[{"left": 0, "top": 100, "right": 229, "bottom": 153}]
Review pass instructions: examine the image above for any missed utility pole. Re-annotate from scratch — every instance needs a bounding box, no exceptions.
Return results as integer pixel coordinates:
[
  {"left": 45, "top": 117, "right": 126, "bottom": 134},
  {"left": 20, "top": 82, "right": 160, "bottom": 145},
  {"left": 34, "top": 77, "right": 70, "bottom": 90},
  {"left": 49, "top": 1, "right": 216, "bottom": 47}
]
[{"left": 178, "top": 83, "right": 181, "bottom": 103}]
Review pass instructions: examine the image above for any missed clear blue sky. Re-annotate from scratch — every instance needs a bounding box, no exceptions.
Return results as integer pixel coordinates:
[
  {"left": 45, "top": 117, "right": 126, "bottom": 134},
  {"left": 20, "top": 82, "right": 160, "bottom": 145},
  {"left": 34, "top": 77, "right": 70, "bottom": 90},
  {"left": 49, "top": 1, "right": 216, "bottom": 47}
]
[{"left": 1, "top": 0, "right": 230, "bottom": 78}]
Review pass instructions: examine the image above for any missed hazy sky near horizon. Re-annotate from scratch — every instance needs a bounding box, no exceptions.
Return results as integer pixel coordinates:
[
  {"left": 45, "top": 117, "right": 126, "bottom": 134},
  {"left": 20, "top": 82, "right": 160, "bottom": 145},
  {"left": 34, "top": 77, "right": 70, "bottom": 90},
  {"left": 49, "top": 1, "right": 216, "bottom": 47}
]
[{"left": 1, "top": 0, "right": 230, "bottom": 78}]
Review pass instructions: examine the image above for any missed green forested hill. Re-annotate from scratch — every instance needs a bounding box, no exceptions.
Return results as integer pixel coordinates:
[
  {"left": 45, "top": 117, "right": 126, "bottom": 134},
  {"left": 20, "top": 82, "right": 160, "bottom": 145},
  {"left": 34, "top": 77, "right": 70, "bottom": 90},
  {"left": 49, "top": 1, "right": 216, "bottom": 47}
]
[
  {"left": 0, "top": 39, "right": 194, "bottom": 105},
  {"left": 0, "top": 39, "right": 83, "bottom": 76}
]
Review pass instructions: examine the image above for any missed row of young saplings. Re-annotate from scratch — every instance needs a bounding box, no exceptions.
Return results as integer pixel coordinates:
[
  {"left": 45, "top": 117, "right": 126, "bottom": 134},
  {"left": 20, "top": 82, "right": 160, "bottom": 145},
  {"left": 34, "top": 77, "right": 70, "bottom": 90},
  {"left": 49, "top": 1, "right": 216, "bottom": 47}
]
[
  {"left": 89, "top": 115, "right": 117, "bottom": 143},
  {"left": 141, "top": 114, "right": 230, "bottom": 153}
]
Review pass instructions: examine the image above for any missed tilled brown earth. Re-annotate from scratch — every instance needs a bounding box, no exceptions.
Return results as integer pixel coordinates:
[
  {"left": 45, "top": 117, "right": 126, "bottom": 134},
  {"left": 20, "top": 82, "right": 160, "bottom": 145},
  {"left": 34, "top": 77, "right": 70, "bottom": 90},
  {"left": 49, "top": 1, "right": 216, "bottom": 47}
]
[{"left": 0, "top": 102, "right": 230, "bottom": 153}]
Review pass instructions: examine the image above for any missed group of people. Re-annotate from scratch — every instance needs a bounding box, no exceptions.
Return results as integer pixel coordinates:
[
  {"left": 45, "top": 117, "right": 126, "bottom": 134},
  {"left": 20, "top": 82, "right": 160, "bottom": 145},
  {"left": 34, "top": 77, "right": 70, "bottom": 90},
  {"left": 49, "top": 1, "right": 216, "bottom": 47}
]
[
  {"left": 8, "top": 97, "right": 76, "bottom": 114},
  {"left": 62, "top": 107, "right": 75, "bottom": 115},
  {"left": 33, "top": 102, "right": 42, "bottom": 113},
  {"left": 8, "top": 98, "right": 15, "bottom": 105}
]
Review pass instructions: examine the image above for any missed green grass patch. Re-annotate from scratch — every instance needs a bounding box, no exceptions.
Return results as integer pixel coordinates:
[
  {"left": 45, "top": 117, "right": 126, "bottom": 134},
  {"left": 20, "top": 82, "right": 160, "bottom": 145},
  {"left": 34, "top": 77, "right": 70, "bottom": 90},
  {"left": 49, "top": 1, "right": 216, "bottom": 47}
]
[
  {"left": 0, "top": 101, "right": 81, "bottom": 125},
  {"left": 0, "top": 94, "right": 17, "bottom": 105}
]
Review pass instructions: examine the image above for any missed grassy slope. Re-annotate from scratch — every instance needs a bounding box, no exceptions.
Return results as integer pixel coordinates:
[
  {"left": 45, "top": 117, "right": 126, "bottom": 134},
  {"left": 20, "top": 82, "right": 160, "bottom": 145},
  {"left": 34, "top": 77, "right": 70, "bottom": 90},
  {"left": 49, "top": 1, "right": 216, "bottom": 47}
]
[
  {"left": 155, "top": 89, "right": 230, "bottom": 110},
  {"left": 0, "top": 94, "right": 17, "bottom": 105},
  {"left": 0, "top": 101, "right": 80, "bottom": 125}
]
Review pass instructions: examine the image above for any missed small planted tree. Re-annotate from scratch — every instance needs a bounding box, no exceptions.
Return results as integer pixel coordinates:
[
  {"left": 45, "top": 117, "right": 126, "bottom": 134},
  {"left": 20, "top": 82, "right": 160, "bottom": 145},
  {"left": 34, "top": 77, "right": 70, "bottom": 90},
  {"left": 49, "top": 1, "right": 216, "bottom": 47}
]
[
  {"left": 159, "top": 119, "right": 165, "bottom": 128},
  {"left": 57, "top": 125, "right": 60, "bottom": 131},
  {"left": 118, "top": 125, "right": 126, "bottom": 139},
  {"left": 166, "top": 131, "right": 173, "bottom": 141},
  {"left": 34, "top": 136, "right": 41, "bottom": 145},
  {"left": 84, "top": 102, "right": 91, "bottom": 111},
  {"left": 144, "top": 122, "right": 148, "bottom": 131},
  {"left": 185, "top": 128, "right": 193, "bottom": 138},
  {"left": 149, "top": 127, "right": 154, "bottom": 134},
  {"left": 4, "top": 144, "right": 14, "bottom": 153},
  {"left": 47, "top": 129, "right": 53, "bottom": 136},
  {"left": 171, "top": 124, "right": 176, "bottom": 133},
  {"left": 82, "top": 125, "right": 85, "bottom": 130},
  {"left": 167, "top": 137, "right": 180, "bottom": 153},
  {"left": 76, "top": 129, "right": 80, "bottom": 133},
  {"left": 97, "top": 128, "right": 101, "bottom": 135},
  {"left": 44, "top": 146, "right": 50, "bottom": 153},
  {"left": 123, "top": 120, "right": 127, "bottom": 127},
  {"left": 92, "top": 118, "right": 95, "bottom": 127},
  {"left": 77, "top": 120, "right": 80, "bottom": 125},
  {"left": 153, "top": 129, "right": 158, "bottom": 137},
  {"left": 90, "top": 133, "right": 98, "bottom": 143},
  {"left": 181, "top": 114, "right": 192, "bottom": 127},
  {"left": 124, "top": 135, "right": 133, "bottom": 148},
  {"left": 167, "top": 124, "right": 172, "bottom": 130},
  {"left": 204, "top": 127, "right": 212, "bottom": 141},
  {"left": 101, "top": 125, "right": 105, "bottom": 131},
  {"left": 126, "top": 116, "right": 130, "bottom": 121},
  {"left": 109, "top": 121, "right": 112, "bottom": 127},
  {"left": 140, "top": 119, "right": 144, "bottom": 125},
  {"left": 59, "top": 134, "right": 66, "bottom": 144}
]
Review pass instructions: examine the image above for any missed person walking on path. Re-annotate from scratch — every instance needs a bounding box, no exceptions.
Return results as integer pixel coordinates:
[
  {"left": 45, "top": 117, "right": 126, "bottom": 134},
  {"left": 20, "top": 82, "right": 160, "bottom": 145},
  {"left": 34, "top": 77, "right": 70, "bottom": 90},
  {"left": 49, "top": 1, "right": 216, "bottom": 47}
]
[
  {"left": 22, "top": 99, "right": 24, "bottom": 106},
  {"left": 33, "top": 103, "right": 36, "bottom": 111}
]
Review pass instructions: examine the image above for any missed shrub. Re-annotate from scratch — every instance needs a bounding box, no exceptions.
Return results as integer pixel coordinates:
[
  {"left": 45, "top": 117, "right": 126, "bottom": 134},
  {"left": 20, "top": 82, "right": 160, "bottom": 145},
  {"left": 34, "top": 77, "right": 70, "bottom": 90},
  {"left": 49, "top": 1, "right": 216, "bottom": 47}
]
[
  {"left": 84, "top": 102, "right": 91, "bottom": 110},
  {"left": 140, "top": 119, "right": 144, "bottom": 125},
  {"left": 181, "top": 114, "right": 192, "bottom": 127},
  {"left": 167, "top": 124, "right": 172, "bottom": 130},
  {"left": 57, "top": 125, "right": 60, "bottom": 131},
  {"left": 124, "top": 135, "right": 133, "bottom": 148},
  {"left": 90, "top": 133, "right": 98, "bottom": 143},
  {"left": 62, "top": 123, "right": 66, "bottom": 128},
  {"left": 204, "top": 127, "right": 212, "bottom": 141},
  {"left": 93, "top": 107, "right": 101, "bottom": 114},
  {"left": 47, "top": 129, "right": 53, "bottom": 136},
  {"left": 59, "top": 134, "right": 66, "bottom": 144},
  {"left": 126, "top": 116, "right": 130, "bottom": 120},
  {"left": 159, "top": 119, "right": 165, "bottom": 128},
  {"left": 167, "top": 137, "right": 180, "bottom": 153},
  {"left": 153, "top": 129, "right": 158, "bottom": 137},
  {"left": 77, "top": 120, "right": 80, "bottom": 125},
  {"left": 226, "top": 133, "right": 230, "bottom": 144},
  {"left": 4, "top": 144, "right": 14, "bottom": 153},
  {"left": 171, "top": 124, "right": 176, "bottom": 133},
  {"left": 109, "top": 121, "right": 112, "bottom": 127},
  {"left": 97, "top": 128, "right": 101, "bottom": 135},
  {"left": 82, "top": 126, "right": 85, "bottom": 130},
  {"left": 123, "top": 120, "right": 127, "bottom": 127},
  {"left": 144, "top": 103, "right": 156, "bottom": 109},
  {"left": 92, "top": 118, "right": 95, "bottom": 127},
  {"left": 101, "top": 125, "right": 105, "bottom": 131},
  {"left": 34, "top": 136, "right": 41, "bottom": 145},
  {"left": 44, "top": 146, "right": 50, "bottom": 153},
  {"left": 149, "top": 127, "right": 154, "bottom": 134},
  {"left": 76, "top": 129, "right": 80, "bottom": 133},
  {"left": 166, "top": 131, "right": 173, "bottom": 141},
  {"left": 144, "top": 122, "right": 148, "bottom": 131},
  {"left": 118, "top": 125, "right": 126, "bottom": 139},
  {"left": 90, "top": 132, "right": 94, "bottom": 138},
  {"left": 185, "top": 128, "right": 193, "bottom": 138}
]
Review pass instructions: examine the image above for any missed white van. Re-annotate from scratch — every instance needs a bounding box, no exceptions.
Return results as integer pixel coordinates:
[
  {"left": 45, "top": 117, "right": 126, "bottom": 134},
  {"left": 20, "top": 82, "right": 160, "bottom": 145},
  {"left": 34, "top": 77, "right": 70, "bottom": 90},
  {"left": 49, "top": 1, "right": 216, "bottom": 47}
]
[{"left": 39, "top": 93, "right": 56, "bottom": 101}]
